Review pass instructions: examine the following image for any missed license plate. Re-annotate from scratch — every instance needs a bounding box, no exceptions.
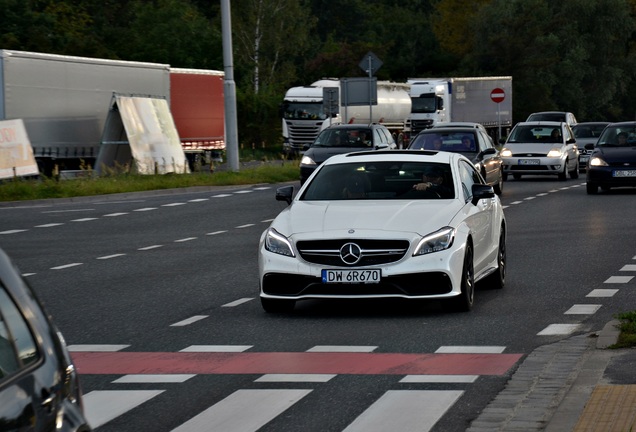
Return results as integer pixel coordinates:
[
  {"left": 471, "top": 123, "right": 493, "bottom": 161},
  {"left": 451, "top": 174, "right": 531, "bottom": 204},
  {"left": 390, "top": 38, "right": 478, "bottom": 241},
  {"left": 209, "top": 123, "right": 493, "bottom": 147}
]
[
  {"left": 322, "top": 269, "right": 381, "bottom": 284},
  {"left": 519, "top": 159, "right": 540, "bottom": 165},
  {"left": 613, "top": 170, "right": 636, "bottom": 177}
]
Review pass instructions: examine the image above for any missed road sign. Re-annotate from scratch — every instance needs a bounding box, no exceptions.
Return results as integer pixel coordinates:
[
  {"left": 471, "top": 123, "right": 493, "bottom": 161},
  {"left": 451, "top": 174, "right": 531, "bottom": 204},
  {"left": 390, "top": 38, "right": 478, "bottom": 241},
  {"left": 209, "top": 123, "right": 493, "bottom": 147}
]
[
  {"left": 490, "top": 88, "right": 505, "bottom": 103},
  {"left": 359, "top": 51, "right": 383, "bottom": 76}
]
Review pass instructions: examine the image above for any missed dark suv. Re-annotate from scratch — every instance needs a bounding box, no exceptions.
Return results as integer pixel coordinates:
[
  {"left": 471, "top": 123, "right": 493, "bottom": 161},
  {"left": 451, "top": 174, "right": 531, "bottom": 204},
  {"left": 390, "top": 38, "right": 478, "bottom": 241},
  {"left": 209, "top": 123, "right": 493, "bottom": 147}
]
[
  {"left": 0, "top": 247, "right": 91, "bottom": 431},
  {"left": 299, "top": 124, "right": 396, "bottom": 184}
]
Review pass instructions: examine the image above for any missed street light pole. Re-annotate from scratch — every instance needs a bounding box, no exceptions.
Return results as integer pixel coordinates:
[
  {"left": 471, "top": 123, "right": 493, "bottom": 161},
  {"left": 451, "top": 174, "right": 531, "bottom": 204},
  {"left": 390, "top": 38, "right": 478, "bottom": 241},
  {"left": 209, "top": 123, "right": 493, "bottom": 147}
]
[{"left": 221, "top": 0, "right": 239, "bottom": 171}]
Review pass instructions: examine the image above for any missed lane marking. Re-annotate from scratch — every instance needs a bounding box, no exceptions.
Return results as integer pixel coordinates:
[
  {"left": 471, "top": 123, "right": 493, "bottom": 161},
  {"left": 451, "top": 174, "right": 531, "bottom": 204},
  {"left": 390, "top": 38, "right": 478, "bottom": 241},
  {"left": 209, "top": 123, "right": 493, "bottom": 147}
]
[
  {"left": 222, "top": 298, "right": 254, "bottom": 307},
  {"left": 0, "top": 229, "right": 28, "bottom": 234},
  {"left": 619, "top": 265, "right": 636, "bottom": 271},
  {"left": 68, "top": 344, "right": 130, "bottom": 352},
  {"left": 343, "top": 390, "right": 463, "bottom": 432},
  {"left": 236, "top": 224, "right": 255, "bottom": 229},
  {"left": 170, "top": 315, "right": 208, "bottom": 327},
  {"left": 174, "top": 237, "right": 197, "bottom": 243},
  {"left": 253, "top": 187, "right": 271, "bottom": 190},
  {"left": 36, "top": 223, "right": 64, "bottom": 227},
  {"left": 138, "top": 245, "right": 164, "bottom": 251},
  {"left": 307, "top": 346, "right": 378, "bottom": 353},
  {"left": 206, "top": 230, "right": 227, "bottom": 236},
  {"left": 51, "top": 263, "right": 83, "bottom": 270},
  {"left": 233, "top": 190, "right": 253, "bottom": 194},
  {"left": 97, "top": 254, "right": 126, "bottom": 260},
  {"left": 435, "top": 346, "right": 505, "bottom": 354},
  {"left": 103, "top": 212, "right": 128, "bottom": 217},
  {"left": 565, "top": 304, "right": 602, "bottom": 314},
  {"left": 537, "top": 324, "right": 581, "bottom": 336},
  {"left": 255, "top": 374, "right": 336, "bottom": 383},
  {"left": 162, "top": 202, "right": 187, "bottom": 207},
  {"left": 188, "top": 199, "right": 208, "bottom": 202},
  {"left": 171, "top": 389, "right": 311, "bottom": 432},
  {"left": 604, "top": 276, "right": 633, "bottom": 283},
  {"left": 587, "top": 289, "right": 619, "bottom": 297},
  {"left": 212, "top": 194, "right": 233, "bottom": 198},
  {"left": 113, "top": 374, "right": 195, "bottom": 383},
  {"left": 133, "top": 208, "right": 158, "bottom": 212},
  {"left": 72, "top": 218, "right": 98, "bottom": 222},
  {"left": 180, "top": 345, "right": 253, "bottom": 353},
  {"left": 400, "top": 375, "right": 478, "bottom": 383},
  {"left": 83, "top": 390, "right": 164, "bottom": 429},
  {"left": 22, "top": 273, "right": 36, "bottom": 277},
  {"left": 510, "top": 201, "right": 523, "bottom": 205}
]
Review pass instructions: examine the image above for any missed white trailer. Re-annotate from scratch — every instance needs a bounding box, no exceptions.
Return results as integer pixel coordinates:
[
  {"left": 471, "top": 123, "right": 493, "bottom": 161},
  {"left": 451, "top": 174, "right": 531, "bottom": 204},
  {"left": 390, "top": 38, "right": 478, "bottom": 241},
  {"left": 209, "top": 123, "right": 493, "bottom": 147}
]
[
  {"left": 0, "top": 49, "right": 171, "bottom": 175},
  {"left": 406, "top": 76, "right": 513, "bottom": 141},
  {"left": 281, "top": 78, "right": 411, "bottom": 153}
]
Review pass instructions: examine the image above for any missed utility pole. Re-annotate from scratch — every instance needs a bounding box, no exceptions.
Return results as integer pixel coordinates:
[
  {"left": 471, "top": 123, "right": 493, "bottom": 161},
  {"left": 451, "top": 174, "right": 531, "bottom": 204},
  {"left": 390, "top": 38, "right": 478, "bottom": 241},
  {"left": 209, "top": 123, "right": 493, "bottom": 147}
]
[{"left": 221, "top": 0, "right": 239, "bottom": 171}]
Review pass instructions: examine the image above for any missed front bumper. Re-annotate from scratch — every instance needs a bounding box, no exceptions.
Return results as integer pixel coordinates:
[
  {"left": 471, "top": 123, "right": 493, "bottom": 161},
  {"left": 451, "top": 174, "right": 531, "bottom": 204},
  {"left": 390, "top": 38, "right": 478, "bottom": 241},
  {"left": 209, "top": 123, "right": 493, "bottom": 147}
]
[
  {"left": 502, "top": 156, "right": 565, "bottom": 175},
  {"left": 587, "top": 166, "right": 636, "bottom": 188}
]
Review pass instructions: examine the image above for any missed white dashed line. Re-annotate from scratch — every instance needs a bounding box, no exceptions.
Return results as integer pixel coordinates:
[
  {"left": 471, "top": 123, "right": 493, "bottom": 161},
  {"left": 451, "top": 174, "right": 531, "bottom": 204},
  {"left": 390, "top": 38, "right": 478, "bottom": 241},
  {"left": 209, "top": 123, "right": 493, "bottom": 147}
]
[
  {"left": 537, "top": 324, "right": 580, "bottom": 335},
  {"left": 619, "top": 265, "right": 636, "bottom": 271},
  {"left": 170, "top": 315, "right": 208, "bottom": 327},
  {"left": 587, "top": 289, "right": 619, "bottom": 297},
  {"left": 536, "top": 193, "right": 549, "bottom": 196},
  {"left": 206, "top": 230, "right": 227, "bottom": 236},
  {"left": 306, "top": 346, "right": 378, "bottom": 352},
  {"left": 72, "top": 218, "right": 98, "bottom": 222},
  {"left": 138, "top": 245, "right": 164, "bottom": 251},
  {"left": 261, "top": 219, "right": 275, "bottom": 223},
  {"left": 22, "top": 273, "right": 36, "bottom": 277},
  {"left": 524, "top": 197, "right": 536, "bottom": 201},
  {"left": 222, "top": 298, "right": 254, "bottom": 307},
  {"left": 400, "top": 375, "right": 478, "bottom": 383},
  {"left": 564, "top": 304, "right": 602, "bottom": 314},
  {"left": 97, "top": 254, "right": 126, "bottom": 260},
  {"left": 212, "top": 194, "right": 233, "bottom": 198},
  {"left": 67, "top": 344, "right": 130, "bottom": 352},
  {"left": 133, "top": 207, "right": 158, "bottom": 212},
  {"left": 36, "top": 223, "right": 64, "bottom": 227},
  {"left": 233, "top": 190, "right": 253, "bottom": 194},
  {"left": 510, "top": 201, "right": 523, "bottom": 205},
  {"left": 255, "top": 374, "right": 336, "bottom": 383},
  {"left": 236, "top": 224, "right": 255, "bottom": 229},
  {"left": 188, "top": 198, "right": 209, "bottom": 202},
  {"left": 0, "top": 229, "right": 28, "bottom": 234},
  {"left": 174, "top": 237, "right": 197, "bottom": 243},
  {"left": 51, "top": 263, "right": 83, "bottom": 270},
  {"left": 435, "top": 346, "right": 506, "bottom": 353},
  {"left": 113, "top": 374, "right": 195, "bottom": 384},
  {"left": 103, "top": 212, "right": 128, "bottom": 217},
  {"left": 179, "top": 345, "right": 253, "bottom": 352},
  {"left": 604, "top": 276, "right": 633, "bottom": 283},
  {"left": 162, "top": 202, "right": 186, "bottom": 207}
]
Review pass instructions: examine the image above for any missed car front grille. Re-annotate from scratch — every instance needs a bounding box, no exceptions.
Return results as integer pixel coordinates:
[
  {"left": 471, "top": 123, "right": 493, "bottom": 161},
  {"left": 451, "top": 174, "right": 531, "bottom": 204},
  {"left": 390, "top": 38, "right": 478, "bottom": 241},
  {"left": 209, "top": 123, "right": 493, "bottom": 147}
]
[
  {"left": 296, "top": 239, "right": 410, "bottom": 266},
  {"left": 262, "top": 272, "right": 452, "bottom": 297}
]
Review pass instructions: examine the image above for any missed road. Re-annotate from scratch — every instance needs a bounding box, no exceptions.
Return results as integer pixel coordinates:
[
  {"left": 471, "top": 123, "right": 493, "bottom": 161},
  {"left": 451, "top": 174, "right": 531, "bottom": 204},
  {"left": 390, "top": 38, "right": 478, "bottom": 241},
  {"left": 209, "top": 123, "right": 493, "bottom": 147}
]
[{"left": 0, "top": 176, "right": 634, "bottom": 431}]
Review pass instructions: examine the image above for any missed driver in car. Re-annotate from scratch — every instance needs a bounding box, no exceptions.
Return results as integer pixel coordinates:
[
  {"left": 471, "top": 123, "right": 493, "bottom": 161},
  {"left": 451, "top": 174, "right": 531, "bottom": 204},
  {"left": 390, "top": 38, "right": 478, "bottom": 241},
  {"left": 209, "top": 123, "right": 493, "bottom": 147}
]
[{"left": 413, "top": 167, "right": 453, "bottom": 198}]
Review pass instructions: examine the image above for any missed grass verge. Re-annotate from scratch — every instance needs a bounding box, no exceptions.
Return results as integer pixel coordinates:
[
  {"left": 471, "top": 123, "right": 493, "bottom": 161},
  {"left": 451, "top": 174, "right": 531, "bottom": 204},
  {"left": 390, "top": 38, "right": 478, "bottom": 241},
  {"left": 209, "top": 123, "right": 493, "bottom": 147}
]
[
  {"left": 0, "top": 161, "right": 300, "bottom": 202},
  {"left": 610, "top": 310, "right": 636, "bottom": 349}
]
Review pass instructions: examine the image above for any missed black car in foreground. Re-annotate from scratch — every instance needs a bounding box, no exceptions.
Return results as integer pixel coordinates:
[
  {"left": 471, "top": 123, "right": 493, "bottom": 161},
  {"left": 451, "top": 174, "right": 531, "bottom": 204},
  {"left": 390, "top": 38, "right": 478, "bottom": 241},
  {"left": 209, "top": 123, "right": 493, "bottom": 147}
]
[
  {"left": 586, "top": 121, "right": 636, "bottom": 194},
  {"left": 0, "top": 248, "right": 91, "bottom": 431}
]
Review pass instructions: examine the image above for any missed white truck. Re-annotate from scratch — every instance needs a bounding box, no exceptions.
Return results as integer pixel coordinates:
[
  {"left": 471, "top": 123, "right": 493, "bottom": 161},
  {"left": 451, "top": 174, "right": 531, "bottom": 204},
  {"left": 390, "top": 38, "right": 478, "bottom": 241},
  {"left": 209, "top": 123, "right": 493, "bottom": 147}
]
[
  {"left": 281, "top": 78, "right": 411, "bottom": 153},
  {"left": 0, "top": 49, "right": 172, "bottom": 176},
  {"left": 405, "top": 76, "right": 513, "bottom": 141}
]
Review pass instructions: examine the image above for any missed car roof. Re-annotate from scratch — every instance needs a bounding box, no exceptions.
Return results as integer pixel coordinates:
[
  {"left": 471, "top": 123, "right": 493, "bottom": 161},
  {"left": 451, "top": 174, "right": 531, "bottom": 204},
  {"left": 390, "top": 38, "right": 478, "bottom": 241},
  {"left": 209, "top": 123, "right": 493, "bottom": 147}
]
[
  {"left": 322, "top": 149, "right": 461, "bottom": 166},
  {"left": 324, "top": 123, "right": 384, "bottom": 130},
  {"left": 603, "top": 121, "right": 636, "bottom": 127},
  {"left": 514, "top": 121, "right": 565, "bottom": 127},
  {"left": 431, "top": 122, "right": 486, "bottom": 129},
  {"left": 416, "top": 127, "right": 479, "bottom": 134},
  {"left": 573, "top": 122, "right": 610, "bottom": 126}
]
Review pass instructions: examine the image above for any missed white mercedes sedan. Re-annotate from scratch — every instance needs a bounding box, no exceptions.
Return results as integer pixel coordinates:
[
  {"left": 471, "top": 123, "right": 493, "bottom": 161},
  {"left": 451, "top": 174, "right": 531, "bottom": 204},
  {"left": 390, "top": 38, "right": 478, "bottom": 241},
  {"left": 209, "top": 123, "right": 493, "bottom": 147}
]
[{"left": 258, "top": 150, "right": 506, "bottom": 313}]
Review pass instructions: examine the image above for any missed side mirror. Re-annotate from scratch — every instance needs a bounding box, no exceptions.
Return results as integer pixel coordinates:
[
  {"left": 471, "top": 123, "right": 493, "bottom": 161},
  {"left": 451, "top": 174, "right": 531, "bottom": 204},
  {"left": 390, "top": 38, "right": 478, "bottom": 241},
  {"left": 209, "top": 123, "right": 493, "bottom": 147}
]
[
  {"left": 302, "top": 143, "right": 310, "bottom": 151},
  {"left": 276, "top": 185, "right": 294, "bottom": 205},
  {"left": 478, "top": 148, "right": 497, "bottom": 159},
  {"left": 567, "top": 138, "right": 576, "bottom": 144},
  {"left": 471, "top": 183, "right": 495, "bottom": 205},
  {"left": 584, "top": 143, "right": 595, "bottom": 150}
]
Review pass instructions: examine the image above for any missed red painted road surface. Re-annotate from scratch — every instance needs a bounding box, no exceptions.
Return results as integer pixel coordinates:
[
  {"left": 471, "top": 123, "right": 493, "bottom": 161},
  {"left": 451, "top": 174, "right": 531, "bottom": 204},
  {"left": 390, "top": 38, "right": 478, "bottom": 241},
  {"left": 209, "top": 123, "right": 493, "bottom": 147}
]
[{"left": 72, "top": 351, "right": 523, "bottom": 376}]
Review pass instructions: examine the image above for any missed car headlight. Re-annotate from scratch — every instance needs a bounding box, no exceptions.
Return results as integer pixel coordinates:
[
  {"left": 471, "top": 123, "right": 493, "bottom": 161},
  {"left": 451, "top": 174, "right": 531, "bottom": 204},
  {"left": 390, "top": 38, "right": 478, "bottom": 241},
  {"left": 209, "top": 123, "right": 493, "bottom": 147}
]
[
  {"left": 547, "top": 149, "right": 563, "bottom": 158},
  {"left": 589, "top": 156, "right": 608, "bottom": 167},
  {"left": 500, "top": 148, "right": 512, "bottom": 157},
  {"left": 264, "top": 228, "right": 295, "bottom": 257},
  {"left": 413, "top": 227, "right": 455, "bottom": 256},
  {"left": 300, "top": 155, "right": 316, "bottom": 166}
]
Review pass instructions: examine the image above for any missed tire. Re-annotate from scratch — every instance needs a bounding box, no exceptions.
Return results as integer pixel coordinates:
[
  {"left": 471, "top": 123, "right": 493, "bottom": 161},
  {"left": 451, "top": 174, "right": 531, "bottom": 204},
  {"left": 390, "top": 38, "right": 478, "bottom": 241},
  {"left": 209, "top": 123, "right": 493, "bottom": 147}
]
[
  {"left": 493, "top": 169, "right": 504, "bottom": 195},
  {"left": 445, "top": 244, "right": 474, "bottom": 312},
  {"left": 586, "top": 182, "right": 598, "bottom": 194},
  {"left": 569, "top": 160, "right": 579, "bottom": 179},
  {"left": 261, "top": 297, "right": 296, "bottom": 313},
  {"left": 558, "top": 161, "right": 568, "bottom": 180},
  {"left": 484, "top": 227, "right": 506, "bottom": 289}
]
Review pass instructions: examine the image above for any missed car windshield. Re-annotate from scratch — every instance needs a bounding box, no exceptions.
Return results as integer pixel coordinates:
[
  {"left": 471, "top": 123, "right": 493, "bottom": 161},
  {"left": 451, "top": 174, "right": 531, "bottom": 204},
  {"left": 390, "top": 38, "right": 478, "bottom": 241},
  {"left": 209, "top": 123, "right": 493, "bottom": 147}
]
[
  {"left": 312, "top": 128, "right": 373, "bottom": 148},
  {"left": 409, "top": 131, "right": 477, "bottom": 152},
  {"left": 596, "top": 126, "right": 636, "bottom": 147},
  {"left": 573, "top": 124, "right": 607, "bottom": 139},
  {"left": 507, "top": 126, "right": 563, "bottom": 143},
  {"left": 300, "top": 161, "right": 455, "bottom": 200},
  {"left": 281, "top": 102, "right": 327, "bottom": 120}
]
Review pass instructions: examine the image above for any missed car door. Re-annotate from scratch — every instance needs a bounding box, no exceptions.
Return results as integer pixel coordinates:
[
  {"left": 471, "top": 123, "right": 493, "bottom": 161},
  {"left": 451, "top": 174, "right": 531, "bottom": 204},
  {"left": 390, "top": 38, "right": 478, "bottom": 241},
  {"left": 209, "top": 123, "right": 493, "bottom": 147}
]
[
  {"left": 563, "top": 124, "right": 579, "bottom": 170},
  {"left": 476, "top": 130, "right": 499, "bottom": 185},
  {"left": 458, "top": 160, "right": 495, "bottom": 273}
]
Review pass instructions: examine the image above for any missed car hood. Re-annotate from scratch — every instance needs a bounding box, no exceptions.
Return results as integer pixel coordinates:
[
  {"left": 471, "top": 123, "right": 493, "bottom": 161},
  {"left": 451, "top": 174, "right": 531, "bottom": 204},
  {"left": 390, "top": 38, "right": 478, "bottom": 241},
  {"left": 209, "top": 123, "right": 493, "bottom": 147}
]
[
  {"left": 305, "top": 146, "right": 373, "bottom": 164},
  {"left": 595, "top": 146, "right": 636, "bottom": 164},
  {"left": 504, "top": 143, "right": 562, "bottom": 155},
  {"left": 272, "top": 200, "right": 463, "bottom": 237}
]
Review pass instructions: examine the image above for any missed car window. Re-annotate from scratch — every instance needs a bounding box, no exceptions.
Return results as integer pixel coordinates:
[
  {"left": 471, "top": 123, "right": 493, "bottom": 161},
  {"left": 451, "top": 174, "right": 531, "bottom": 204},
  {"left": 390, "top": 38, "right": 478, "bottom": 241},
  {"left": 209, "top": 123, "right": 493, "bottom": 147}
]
[
  {"left": 597, "top": 126, "right": 636, "bottom": 147},
  {"left": 0, "top": 286, "right": 40, "bottom": 381},
  {"left": 300, "top": 161, "right": 455, "bottom": 200},
  {"left": 508, "top": 125, "right": 565, "bottom": 143},
  {"left": 409, "top": 131, "right": 478, "bottom": 152},
  {"left": 458, "top": 160, "right": 483, "bottom": 201}
]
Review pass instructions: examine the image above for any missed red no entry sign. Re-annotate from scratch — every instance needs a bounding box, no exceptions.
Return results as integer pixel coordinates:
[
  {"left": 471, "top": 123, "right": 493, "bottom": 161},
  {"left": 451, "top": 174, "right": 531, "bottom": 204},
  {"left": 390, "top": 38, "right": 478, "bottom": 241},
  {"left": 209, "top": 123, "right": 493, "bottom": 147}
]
[{"left": 491, "top": 88, "right": 505, "bottom": 103}]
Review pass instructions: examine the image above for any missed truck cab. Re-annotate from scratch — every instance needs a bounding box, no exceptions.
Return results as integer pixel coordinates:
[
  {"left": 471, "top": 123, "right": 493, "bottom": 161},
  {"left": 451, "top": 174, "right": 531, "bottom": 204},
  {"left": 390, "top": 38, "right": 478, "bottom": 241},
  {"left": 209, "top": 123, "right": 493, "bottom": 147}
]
[{"left": 404, "top": 79, "right": 448, "bottom": 139}]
